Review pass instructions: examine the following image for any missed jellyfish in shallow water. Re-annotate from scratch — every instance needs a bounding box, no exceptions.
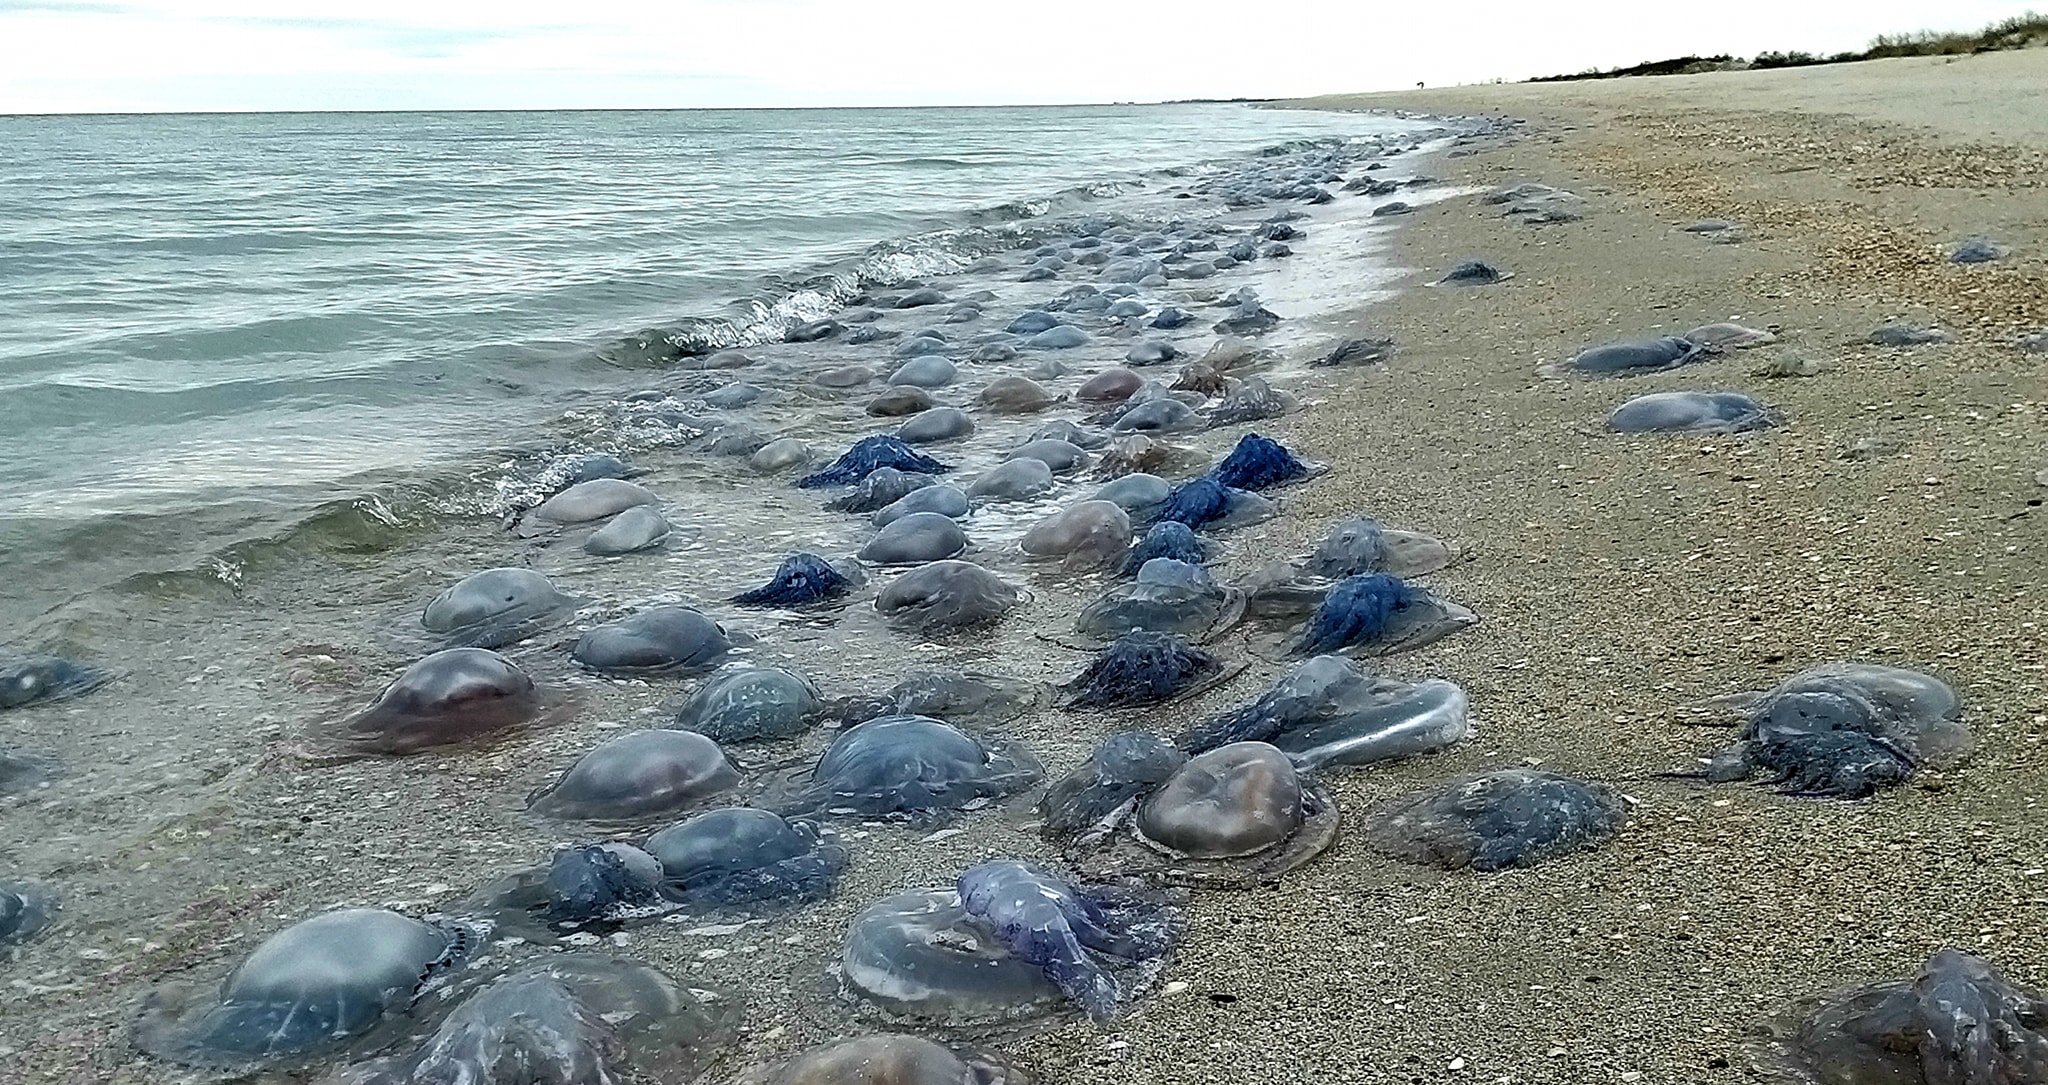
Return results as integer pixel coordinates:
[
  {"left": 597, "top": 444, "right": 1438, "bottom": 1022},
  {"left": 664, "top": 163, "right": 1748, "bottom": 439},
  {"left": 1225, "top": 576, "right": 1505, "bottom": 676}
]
[
  {"left": 840, "top": 869, "right": 1176, "bottom": 1025},
  {"left": 1038, "top": 731, "right": 1187, "bottom": 837},
  {"left": 571, "top": 606, "right": 742, "bottom": 678},
  {"left": 1294, "top": 573, "right": 1476, "bottom": 657},
  {"left": 1205, "top": 378, "right": 1296, "bottom": 426},
  {"left": 784, "top": 715, "right": 1040, "bottom": 822},
  {"left": 826, "top": 466, "right": 936, "bottom": 513},
  {"left": 0, "top": 750, "right": 57, "bottom": 795},
  {"left": 526, "top": 728, "right": 739, "bottom": 825},
  {"left": 524, "top": 842, "right": 671, "bottom": 931},
  {"left": 324, "top": 648, "right": 544, "bottom": 755},
  {"left": 1365, "top": 768, "right": 1625, "bottom": 872},
  {"left": 323, "top": 956, "right": 739, "bottom": 1085},
  {"left": 672, "top": 666, "right": 822, "bottom": 743},
  {"left": 1069, "top": 741, "right": 1337, "bottom": 887},
  {"left": 0, "top": 651, "right": 111, "bottom": 709},
  {"left": 1059, "top": 631, "right": 1231, "bottom": 709},
  {"left": 1120, "top": 520, "right": 1206, "bottom": 576},
  {"left": 731, "top": 553, "right": 858, "bottom": 609},
  {"left": 834, "top": 669, "right": 1043, "bottom": 728},
  {"left": 531, "top": 478, "right": 658, "bottom": 525},
  {"left": 1076, "top": 558, "right": 1244, "bottom": 643},
  {"left": 420, "top": 567, "right": 575, "bottom": 649},
  {"left": 1756, "top": 949, "right": 2048, "bottom": 1085},
  {"left": 1183, "top": 655, "right": 1469, "bottom": 771},
  {"left": 1152, "top": 476, "right": 1274, "bottom": 531},
  {"left": 796, "top": 436, "right": 949, "bottom": 489},
  {"left": 1688, "top": 662, "right": 1968, "bottom": 798},
  {"left": 1020, "top": 500, "right": 1132, "bottom": 571},
  {"left": 740, "top": 1034, "right": 1026, "bottom": 1085},
  {"left": 131, "top": 908, "right": 476, "bottom": 1071},
  {"left": 875, "top": 560, "right": 1020, "bottom": 635},
  {"left": 1, "top": 881, "right": 56, "bottom": 948},
  {"left": 1207, "top": 433, "right": 1314, "bottom": 492},
  {"left": 645, "top": 807, "right": 847, "bottom": 911}
]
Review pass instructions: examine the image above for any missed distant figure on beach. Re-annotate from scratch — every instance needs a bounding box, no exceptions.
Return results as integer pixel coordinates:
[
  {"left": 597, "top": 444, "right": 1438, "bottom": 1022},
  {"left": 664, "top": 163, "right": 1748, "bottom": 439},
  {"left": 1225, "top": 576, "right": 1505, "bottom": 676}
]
[{"left": 1416, "top": 82, "right": 1425, "bottom": 88}]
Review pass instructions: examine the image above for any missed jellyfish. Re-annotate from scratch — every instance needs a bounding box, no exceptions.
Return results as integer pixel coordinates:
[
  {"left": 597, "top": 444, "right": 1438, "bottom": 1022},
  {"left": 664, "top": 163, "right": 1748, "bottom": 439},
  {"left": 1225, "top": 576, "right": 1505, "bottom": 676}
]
[
  {"left": 977, "top": 376, "right": 1058, "bottom": 414},
  {"left": 1205, "top": 378, "right": 1296, "bottom": 426},
  {"left": 672, "top": 666, "right": 822, "bottom": 744},
  {"left": 783, "top": 715, "right": 1040, "bottom": 822},
  {"left": 1294, "top": 573, "right": 1476, "bottom": 656},
  {"left": 1020, "top": 500, "right": 1132, "bottom": 571},
  {"left": 954, "top": 860, "right": 1179, "bottom": 1020},
  {"left": 796, "top": 436, "right": 950, "bottom": 489},
  {"left": 1687, "top": 662, "right": 1968, "bottom": 798},
  {"left": 1607, "top": 391, "right": 1776, "bottom": 434},
  {"left": 531, "top": 479, "right": 659, "bottom": 525},
  {"left": 1303, "top": 515, "right": 1455, "bottom": 579},
  {"left": 645, "top": 807, "right": 848, "bottom": 911},
  {"left": 1364, "top": 768, "right": 1626, "bottom": 872},
  {"left": 1183, "top": 655, "right": 1469, "bottom": 770},
  {"left": 1, "top": 881, "right": 56, "bottom": 948},
  {"left": 1119, "top": 521, "right": 1206, "bottom": 575},
  {"left": 1007, "top": 438, "right": 1089, "bottom": 474},
  {"left": 834, "top": 669, "right": 1043, "bottom": 728},
  {"left": 731, "top": 553, "right": 858, "bottom": 609},
  {"left": 0, "top": 651, "right": 112, "bottom": 709},
  {"left": 420, "top": 568, "right": 574, "bottom": 648},
  {"left": 526, "top": 728, "right": 740, "bottom": 825},
  {"left": 1152, "top": 476, "right": 1274, "bottom": 532},
  {"left": 571, "top": 606, "right": 742, "bottom": 678},
  {"left": 1075, "top": 558, "right": 1243, "bottom": 643},
  {"left": 324, "top": 648, "right": 543, "bottom": 755},
  {"left": 1206, "top": 433, "right": 1314, "bottom": 491},
  {"left": 1038, "top": 731, "right": 1187, "bottom": 837},
  {"left": 1561, "top": 336, "right": 1710, "bottom": 376},
  {"left": 872, "top": 485, "right": 970, "bottom": 526},
  {"left": 826, "top": 467, "right": 936, "bottom": 513},
  {"left": 738, "top": 1034, "right": 1026, "bottom": 1085},
  {"left": 1059, "top": 631, "right": 1231, "bottom": 709},
  {"left": 860, "top": 512, "right": 970, "bottom": 565},
  {"left": 966, "top": 458, "right": 1055, "bottom": 502},
  {"left": 875, "top": 561, "right": 1020, "bottom": 635}
]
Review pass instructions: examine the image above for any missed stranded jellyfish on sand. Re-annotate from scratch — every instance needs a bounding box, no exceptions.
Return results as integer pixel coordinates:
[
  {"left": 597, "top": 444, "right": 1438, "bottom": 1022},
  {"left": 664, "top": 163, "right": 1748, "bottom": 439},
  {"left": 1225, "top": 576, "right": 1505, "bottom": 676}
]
[
  {"left": 1182, "top": 655, "right": 1469, "bottom": 771},
  {"left": 781, "top": 715, "right": 1040, "bottom": 823},
  {"left": 132, "top": 908, "right": 476, "bottom": 1071},
  {"left": 1608, "top": 390, "right": 1776, "bottom": 434},
  {"left": 1075, "top": 558, "right": 1244, "bottom": 643},
  {"left": 1292, "top": 573, "right": 1476, "bottom": 657},
  {"left": 321, "top": 648, "right": 544, "bottom": 755},
  {"left": 1059, "top": 740, "right": 1339, "bottom": 887},
  {"left": 1151, "top": 476, "right": 1275, "bottom": 532},
  {"left": 322, "top": 956, "right": 739, "bottom": 1085},
  {"left": 839, "top": 862, "right": 1177, "bottom": 1024},
  {"left": 646, "top": 807, "right": 848, "bottom": 911},
  {"left": 738, "top": 1034, "right": 1028, "bottom": 1085},
  {"left": 526, "top": 728, "right": 739, "bottom": 825},
  {"left": 1364, "top": 768, "right": 1626, "bottom": 872},
  {"left": 571, "top": 606, "right": 744, "bottom": 677},
  {"left": 875, "top": 560, "right": 1020, "bottom": 635},
  {"left": 1752, "top": 949, "right": 2048, "bottom": 1085},
  {"left": 419, "top": 567, "right": 574, "bottom": 648},
  {"left": 1556, "top": 335, "right": 1711, "bottom": 376},
  {"left": 1038, "top": 731, "right": 1186, "bottom": 837},
  {"left": 834, "top": 668, "right": 1043, "bottom": 728},
  {"left": 1206, "top": 433, "right": 1317, "bottom": 492},
  {"left": 1, "top": 881, "right": 56, "bottom": 948},
  {"left": 1058, "top": 630, "right": 1235, "bottom": 710},
  {"left": 1685, "top": 662, "right": 1968, "bottom": 798}
]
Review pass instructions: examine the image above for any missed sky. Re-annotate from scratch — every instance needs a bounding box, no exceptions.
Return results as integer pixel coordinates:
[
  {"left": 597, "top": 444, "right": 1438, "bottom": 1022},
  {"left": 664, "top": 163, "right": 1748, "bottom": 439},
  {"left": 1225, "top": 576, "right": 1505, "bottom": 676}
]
[{"left": 0, "top": 0, "right": 2039, "bottom": 114}]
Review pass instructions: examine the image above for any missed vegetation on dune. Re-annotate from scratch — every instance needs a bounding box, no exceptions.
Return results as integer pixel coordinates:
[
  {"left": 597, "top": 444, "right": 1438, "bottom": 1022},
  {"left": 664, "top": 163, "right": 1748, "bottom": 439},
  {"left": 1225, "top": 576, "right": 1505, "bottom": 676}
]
[{"left": 1529, "top": 11, "right": 2048, "bottom": 82}]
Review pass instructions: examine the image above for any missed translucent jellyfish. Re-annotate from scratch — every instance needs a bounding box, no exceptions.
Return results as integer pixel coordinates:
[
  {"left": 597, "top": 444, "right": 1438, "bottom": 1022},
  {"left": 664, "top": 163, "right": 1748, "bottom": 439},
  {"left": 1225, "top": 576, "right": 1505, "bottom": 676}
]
[
  {"left": 1027, "top": 326, "right": 1090, "bottom": 350},
  {"left": 1608, "top": 390, "right": 1776, "bottom": 434},
  {"left": 953, "top": 861, "right": 1179, "bottom": 1019},
  {"left": 1689, "top": 662, "right": 1968, "bottom": 798},
  {"left": 1364, "top": 768, "right": 1626, "bottom": 872},
  {"left": 0, "top": 650, "right": 112, "bottom": 709},
  {"left": 1031, "top": 419, "right": 1109, "bottom": 450},
  {"left": 1683, "top": 322, "right": 1777, "bottom": 349},
  {"left": 1108, "top": 395, "right": 1199, "bottom": 434},
  {"left": 866, "top": 385, "right": 934, "bottom": 418},
  {"left": 1294, "top": 573, "right": 1477, "bottom": 657},
  {"left": 1079, "top": 367, "right": 1145, "bottom": 403},
  {"left": 1076, "top": 558, "right": 1244, "bottom": 643},
  {"left": 132, "top": 908, "right": 475, "bottom": 1070},
  {"left": 531, "top": 479, "right": 658, "bottom": 525},
  {"left": 673, "top": 666, "right": 822, "bottom": 743},
  {"left": 1038, "top": 731, "right": 1187, "bottom": 837},
  {"left": 896, "top": 406, "right": 978, "bottom": 444},
  {"left": 731, "top": 553, "right": 858, "bottom": 609},
  {"left": 1561, "top": 336, "right": 1710, "bottom": 376},
  {"left": 585, "top": 506, "right": 673, "bottom": 556},
  {"left": 873, "top": 484, "right": 969, "bottom": 526},
  {"left": 571, "top": 606, "right": 741, "bottom": 677},
  {"left": 645, "top": 807, "right": 847, "bottom": 910},
  {"left": 0, "top": 749, "right": 57, "bottom": 795},
  {"left": 1152, "top": 476, "right": 1275, "bottom": 532},
  {"left": 325, "top": 957, "right": 738, "bottom": 1085},
  {"left": 834, "top": 669, "right": 1044, "bottom": 728},
  {"left": 526, "top": 728, "right": 740, "bottom": 824},
  {"left": 1059, "top": 631, "right": 1232, "bottom": 709},
  {"left": 967, "top": 458, "right": 1055, "bottom": 501},
  {"left": 476, "top": 842, "right": 672, "bottom": 934},
  {"left": 739, "top": 1034, "right": 1026, "bottom": 1085},
  {"left": 420, "top": 567, "right": 573, "bottom": 648},
  {"left": 797, "top": 436, "right": 950, "bottom": 489},
  {"left": 1207, "top": 433, "right": 1315, "bottom": 491},
  {"left": 1006, "top": 438, "right": 1089, "bottom": 474},
  {"left": 1206, "top": 377, "right": 1296, "bottom": 426},
  {"left": 1094, "top": 474, "right": 1172, "bottom": 518},
  {"left": 890, "top": 355, "right": 958, "bottom": 387},
  {"left": 1171, "top": 360, "right": 1228, "bottom": 396},
  {"left": 750, "top": 438, "right": 813, "bottom": 472},
  {"left": 1120, "top": 521, "right": 1206, "bottom": 575},
  {"left": 1020, "top": 500, "right": 1131, "bottom": 571},
  {"left": 1126, "top": 339, "right": 1179, "bottom": 365},
  {"left": 784, "top": 715, "right": 1040, "bottom": 822},
  {"left": 1950, "top": 236, "right": 2008, "bottom": 264},
  {"left": 1870, "top": 323, "right": 1955, "bottom": 347},
  {"left": 1303, "top": 515, "right": 1456, "bottom": 579},
  {"left": 1095, "top": 433, "right": 1190, "bottom": 479},
  {"left": 1183, "top": 655, "right": 1469, "bottom": 770},
  {"left": 827, "top": 467, "right": 936, "bottom": 513},
  {"left": 1, "top": 881, "right": 56, "bottom": 948},
  {"left": 1755, "top": 949, "right": 2048, "bottom": 1085},
  {"left": 1005, "top": 310, "right": 1061, "bottom": 334},
  {"left": 860, "top": 512, "right": 969, "bottom": 565},
  {"left": 1071, "top": 742, "right": 1338, "bottom": 887},
  {"left": 324, "top": 648, "right": 543, "bottom": 755},
  {"left": 875, "top": 561, "right": 1019, "bottom": 635},
  {"left": 1435, "top": 260, "right": 1511, "bottom": 285},
  {"left": 977, "top": 376, "right": 1058, "bottom": 414},
  {"left": 1314, "top": 335, "right": 1396, "bottom": 367}
]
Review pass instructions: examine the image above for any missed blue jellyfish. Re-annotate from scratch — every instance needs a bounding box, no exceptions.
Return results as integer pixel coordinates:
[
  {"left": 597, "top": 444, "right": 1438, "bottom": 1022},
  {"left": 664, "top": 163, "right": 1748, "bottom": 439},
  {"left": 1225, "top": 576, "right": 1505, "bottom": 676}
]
[
  {"left": 1207, "top": 433, "right": 1312, "bottom": 491},
  {"left": 730, "top": 553, "right": 855, "bottom": 608},
  {"left": 795, "top": 436, "right": 949, "bottom": 489}
]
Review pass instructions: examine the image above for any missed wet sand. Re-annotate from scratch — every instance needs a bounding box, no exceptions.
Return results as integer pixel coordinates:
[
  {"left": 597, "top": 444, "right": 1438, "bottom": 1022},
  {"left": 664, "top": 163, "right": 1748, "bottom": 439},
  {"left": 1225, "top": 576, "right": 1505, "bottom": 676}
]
[{"left": 4, "top": 58, "right": 2044, "bottom": 1084}]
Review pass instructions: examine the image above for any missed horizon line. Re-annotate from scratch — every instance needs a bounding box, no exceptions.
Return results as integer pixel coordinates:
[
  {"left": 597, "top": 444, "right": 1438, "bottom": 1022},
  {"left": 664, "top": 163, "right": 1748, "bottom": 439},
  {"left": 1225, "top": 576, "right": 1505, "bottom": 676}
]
[{"left": 0, "top": 96, "right": 1290, "bottom": 120}]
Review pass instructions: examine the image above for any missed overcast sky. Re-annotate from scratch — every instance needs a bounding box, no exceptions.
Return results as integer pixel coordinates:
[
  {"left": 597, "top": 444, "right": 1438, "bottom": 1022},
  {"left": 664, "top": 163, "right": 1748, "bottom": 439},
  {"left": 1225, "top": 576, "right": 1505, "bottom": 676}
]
[{"left": 1, "top": 1, "right": 2038, "bottom": 114}]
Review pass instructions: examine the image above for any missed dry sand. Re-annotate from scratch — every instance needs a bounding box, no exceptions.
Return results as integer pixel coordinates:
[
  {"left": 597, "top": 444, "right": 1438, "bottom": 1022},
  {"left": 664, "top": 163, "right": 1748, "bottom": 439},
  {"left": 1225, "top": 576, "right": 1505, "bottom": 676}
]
[{"left": 1013, "top": 53, "right": 2048, "bottom": 1085}]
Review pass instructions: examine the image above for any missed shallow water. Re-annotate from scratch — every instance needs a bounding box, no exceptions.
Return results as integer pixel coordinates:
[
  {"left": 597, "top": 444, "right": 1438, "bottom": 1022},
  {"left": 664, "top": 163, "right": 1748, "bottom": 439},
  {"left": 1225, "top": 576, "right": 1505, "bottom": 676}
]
[{"left": 0, "top": 103, "right": 1470, "bottom": 1082}]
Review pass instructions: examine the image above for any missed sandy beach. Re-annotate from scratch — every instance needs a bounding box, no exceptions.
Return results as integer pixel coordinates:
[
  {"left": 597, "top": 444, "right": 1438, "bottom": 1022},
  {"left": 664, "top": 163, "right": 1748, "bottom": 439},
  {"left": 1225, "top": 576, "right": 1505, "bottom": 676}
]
[
  {"left": 3, "top": 51, "right": 2044, "bottom": 1085},
  {"left": 1030, "top": 51, "right": 2047, "bottom": 1083}
]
